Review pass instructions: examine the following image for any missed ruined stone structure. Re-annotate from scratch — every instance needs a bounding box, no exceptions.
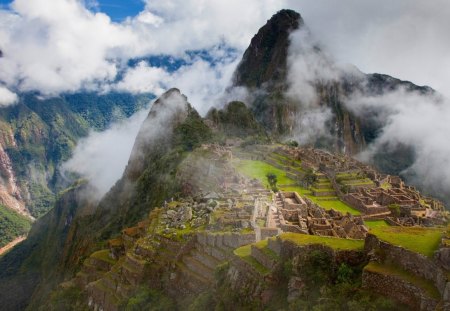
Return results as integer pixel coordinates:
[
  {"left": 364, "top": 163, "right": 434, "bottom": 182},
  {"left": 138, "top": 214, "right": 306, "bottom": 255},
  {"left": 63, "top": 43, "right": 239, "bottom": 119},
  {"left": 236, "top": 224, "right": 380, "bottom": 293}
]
[{"left": 267, "top": 191, "right": 368, "bottom": 239}]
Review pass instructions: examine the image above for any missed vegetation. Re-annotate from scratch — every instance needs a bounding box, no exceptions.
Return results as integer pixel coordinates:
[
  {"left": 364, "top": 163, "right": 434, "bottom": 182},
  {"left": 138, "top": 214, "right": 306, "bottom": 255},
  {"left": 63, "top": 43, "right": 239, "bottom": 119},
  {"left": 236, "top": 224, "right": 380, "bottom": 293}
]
[
  {"left": 387, "top": 203, "right": 401, "bottom": 217},
  {"left": 364, "top": 220, "right": 389, "bottom": 229},
  {"left": 364, "top": 262, "right": 440, "bottom": 299},
  {"left": 0, "top": 205, "right": 31, "bottom": 249},
  {"left": 280, "top": 185, "right": 361, "bottom": 215},
  {"left": 44, "top": 284, "right": 88, "bottom": 311},
  {"left": 206, "top": 101, "right": 264, "bottom": 138},
  {"left": 234, "top": 159, "right": 294, "bottom": 186},
  {"left": 304, "top": 168, "right": 318, "bottom": 186},
  {"left": 234, "top": 244, "right": 270, "bottom": 275},
  {"left": 125, "top": 286, "right": 175, "bottom": 311},
  {"left": 266, "top": 172, "right": 278, "bottom": 192},
  {"left": 90, "top": 249, "right": 116, "bottom": 265},
  {"left": 369, "top": 226, "right": 443, "bottom": 257},
  {"left": 280, "top": 233, "right": 364, "bottom": 250}
]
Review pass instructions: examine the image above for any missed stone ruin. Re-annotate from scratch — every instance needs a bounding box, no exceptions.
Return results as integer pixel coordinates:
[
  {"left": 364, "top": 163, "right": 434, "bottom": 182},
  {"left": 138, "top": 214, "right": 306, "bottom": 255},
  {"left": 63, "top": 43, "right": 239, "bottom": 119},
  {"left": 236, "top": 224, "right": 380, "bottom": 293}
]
[
  {"left": 268, "top": 191, "right": 368, "bottom": 239},
  {"left": 277, "top": 146, "right": 448, "bottom": 226}
]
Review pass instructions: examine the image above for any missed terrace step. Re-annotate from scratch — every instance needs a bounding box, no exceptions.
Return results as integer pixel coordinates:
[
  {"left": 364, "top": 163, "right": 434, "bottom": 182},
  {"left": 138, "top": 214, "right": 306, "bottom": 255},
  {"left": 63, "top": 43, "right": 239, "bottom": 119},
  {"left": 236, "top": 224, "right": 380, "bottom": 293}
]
[
  {"left": 181, "top": 256, "right": 214, "bottom": 282},
  {"left": 190, "top": 248, "right": 221, "bottom": 270}
]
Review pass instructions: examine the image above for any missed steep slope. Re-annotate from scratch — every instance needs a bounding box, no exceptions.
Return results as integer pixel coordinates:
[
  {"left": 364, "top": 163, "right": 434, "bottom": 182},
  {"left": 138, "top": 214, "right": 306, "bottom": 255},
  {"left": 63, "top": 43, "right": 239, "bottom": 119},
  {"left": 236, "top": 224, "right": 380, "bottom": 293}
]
[
  {"left": 0, "top": 92, "right": 152, "bottom": 218},
  {"left": 0, "top": 89, "right": 213, "bottom": 310},
  {"left": 0, "top": 92, "right": 152, "bottom": 247},
  {"left": 233, "top": 10, "right": 431, "bottom": 155},
  {"left": 232, "top": 9, "right": 445, "bottom": 204}
]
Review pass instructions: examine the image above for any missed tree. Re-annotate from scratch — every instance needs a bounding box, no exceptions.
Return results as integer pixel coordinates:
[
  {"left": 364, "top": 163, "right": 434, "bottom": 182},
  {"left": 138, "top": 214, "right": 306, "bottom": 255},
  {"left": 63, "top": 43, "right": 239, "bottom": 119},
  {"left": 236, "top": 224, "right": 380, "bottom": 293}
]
[
  {"left": 266, "top": 173, "right": 278, "bottom": 192},
  {"left": 304, "top": 169, "right": 317, "bottom": 187}
]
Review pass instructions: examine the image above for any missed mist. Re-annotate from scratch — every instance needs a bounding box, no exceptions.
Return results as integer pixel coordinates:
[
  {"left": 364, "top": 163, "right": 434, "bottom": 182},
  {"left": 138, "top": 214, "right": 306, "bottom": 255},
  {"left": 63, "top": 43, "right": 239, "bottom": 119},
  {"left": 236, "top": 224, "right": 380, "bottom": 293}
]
[
  {"left": 285, "top": 28, "right": 337, "bottom": 144},
  {"left": 62, "top": 107, "right": 150, "bottom": 198},
  {"left": 346, "top": 87, "right": 450, "bottom": 202}
]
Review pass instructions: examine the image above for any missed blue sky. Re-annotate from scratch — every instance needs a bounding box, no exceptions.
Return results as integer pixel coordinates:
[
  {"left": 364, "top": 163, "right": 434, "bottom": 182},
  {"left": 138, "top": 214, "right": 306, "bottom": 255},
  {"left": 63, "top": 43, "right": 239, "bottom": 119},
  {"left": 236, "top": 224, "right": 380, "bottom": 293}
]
[
  {"left": 0, "top": 0, "right": 145, "bottom": 21},
  {"left": 92, "top": 0, "right": 145, "bottom": 21}
]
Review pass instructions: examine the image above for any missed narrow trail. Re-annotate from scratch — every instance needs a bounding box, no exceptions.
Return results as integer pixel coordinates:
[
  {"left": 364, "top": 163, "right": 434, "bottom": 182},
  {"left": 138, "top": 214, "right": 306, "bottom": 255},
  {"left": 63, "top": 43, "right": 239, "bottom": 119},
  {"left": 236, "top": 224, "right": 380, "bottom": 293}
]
[{"left": 0, "top": 236, "right": 26, "bottom": 256}]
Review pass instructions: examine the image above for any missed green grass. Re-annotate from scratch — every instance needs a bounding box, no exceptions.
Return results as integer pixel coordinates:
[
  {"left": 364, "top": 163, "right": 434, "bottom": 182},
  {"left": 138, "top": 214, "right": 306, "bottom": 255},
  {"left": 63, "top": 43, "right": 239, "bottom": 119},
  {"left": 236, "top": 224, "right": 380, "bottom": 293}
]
[
  {"left": 234, "top": 244, "right": 270, "bottom": 275},
  {"left": 280, "top": 232, "right": 364, "bottom": 250},
  {"left": 381, "top": 182, "right": 391, "bottom": 190},
  {"left": 0, "top": 204, "right": 32, "bottom": 248},
  {"left": 234, "top": 159, "right": 295, "bottom": 186},
  {"left": 311, "top": 187, "right": 335, "bottom": 192},
  {"left": 253, "top": 239, "right": 280, "bottom": 261},
  {"left": 272, "top": 152, "right": 302, "bottom": 166},
  {"left": 341, "top": 179, "right": 374, "bottom": 186},
  {"left": 364, "top": 220, "right": 389, "bottom": 229},
  {"left": 90, "top": 249, "right": 117, "bottom": 265},
  {"left": 369, "top": 226, "right": 444, "bottom": 257},
  {"left": 364, "top": 261, "right": 440, "bottom": 299},
  {"left": 234, "top": 159, "right": 361, "bottom": 215},
  {"left": 280, "top": 186, "right": 361, "bottom": 215}
]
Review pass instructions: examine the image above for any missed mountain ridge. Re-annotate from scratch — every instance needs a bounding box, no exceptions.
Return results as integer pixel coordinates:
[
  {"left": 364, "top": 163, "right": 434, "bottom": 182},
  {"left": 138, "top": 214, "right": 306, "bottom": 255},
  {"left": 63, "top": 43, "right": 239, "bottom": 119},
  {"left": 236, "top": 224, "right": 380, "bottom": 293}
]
[{"left": 0, "top": 9, "right": 448, "bottom": 311}]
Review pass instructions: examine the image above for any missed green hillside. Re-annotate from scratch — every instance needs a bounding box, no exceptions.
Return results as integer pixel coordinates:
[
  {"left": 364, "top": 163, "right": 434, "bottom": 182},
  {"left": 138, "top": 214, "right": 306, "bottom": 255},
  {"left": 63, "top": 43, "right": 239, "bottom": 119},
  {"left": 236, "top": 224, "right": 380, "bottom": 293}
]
[{"left": 0, "top": 205, "right": 31, "bottom": 249}]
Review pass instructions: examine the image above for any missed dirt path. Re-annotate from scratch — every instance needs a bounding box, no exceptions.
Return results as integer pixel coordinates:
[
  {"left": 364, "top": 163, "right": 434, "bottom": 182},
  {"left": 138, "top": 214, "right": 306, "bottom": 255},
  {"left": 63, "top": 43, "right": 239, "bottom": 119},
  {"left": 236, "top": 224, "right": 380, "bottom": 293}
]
[{"left": 0, "top": 236, "right": 26, "bottom": 256}]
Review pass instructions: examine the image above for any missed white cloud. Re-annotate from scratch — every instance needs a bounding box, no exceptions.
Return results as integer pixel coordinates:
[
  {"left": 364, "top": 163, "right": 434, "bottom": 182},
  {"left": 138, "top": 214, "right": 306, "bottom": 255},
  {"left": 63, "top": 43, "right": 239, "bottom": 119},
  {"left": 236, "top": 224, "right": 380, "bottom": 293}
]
[
  {"left": 0, "top": 0, "right": 135, "bottom": 94},
  {"left": 0, "top": 85, "right": 17, "bottom": 106},
  {"left": 114, "top": 56, "right": 240, "bottom": 115},
  {"left": 346, "top": 87, "right": 450, "bottom": 200},
  {"left": 62, "top": 107, "right": 150, "bottom": 197},
  {"left": 114, "top": 61, "right": 170, "bottom": 95},
  {"left": 0, "top": 0, "right": 286, "bottom": 95}
]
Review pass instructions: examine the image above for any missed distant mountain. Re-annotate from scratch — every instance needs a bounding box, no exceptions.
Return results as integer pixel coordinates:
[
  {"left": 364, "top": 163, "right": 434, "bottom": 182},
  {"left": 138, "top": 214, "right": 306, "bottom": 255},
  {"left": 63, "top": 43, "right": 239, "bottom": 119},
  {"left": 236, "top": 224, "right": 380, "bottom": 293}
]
[
  {"left": 232, "top": 9, "right": 448, "bottom": 204},
  {"left": 0, "top": 91, "right": 153, "bottom": 245},
  {"left": 0, "top": 88, "right": 212, "bottom": 309},
  {"left": 233, "top": 9, "right": 431, "bottom": 154},
  {"left": 0, "top": 9, "right": 448, "bottom": 311}
]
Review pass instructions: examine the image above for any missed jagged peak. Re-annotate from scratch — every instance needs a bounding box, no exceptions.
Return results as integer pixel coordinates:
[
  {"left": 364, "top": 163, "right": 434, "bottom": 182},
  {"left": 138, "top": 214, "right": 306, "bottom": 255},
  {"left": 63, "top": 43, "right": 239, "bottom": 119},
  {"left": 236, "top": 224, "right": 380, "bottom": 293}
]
[{"left": 233, "top": 9, "right": 303, "bottom": 88}]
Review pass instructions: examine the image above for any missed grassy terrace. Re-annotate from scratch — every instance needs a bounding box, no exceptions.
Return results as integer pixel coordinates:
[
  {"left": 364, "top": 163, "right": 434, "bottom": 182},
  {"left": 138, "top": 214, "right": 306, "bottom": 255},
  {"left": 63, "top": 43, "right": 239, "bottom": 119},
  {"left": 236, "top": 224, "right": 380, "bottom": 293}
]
[
  {"left": 234, "top": 244, "right": 270, "bottom": 275},
  {"left": 90, "top": 249, "right": 117, "bottom": 265},
  {"left": 253, "top": 239, "right": 280, "bottom": 261},
  {"left": 280, "top": 233, "right": 364, "bottom": 250},
  {"left": 340, "top": 179, "right": 374, "bottom": 186},
  {"left": 364, "top": 261, "right": 440, "bottom": 299},
  {"left": 369, "top": 226, "right": 444, "bottom": 257},
  {"left": 234, "top": 159, "right": 361, "bottom": 215},
  {"left": 281, "top": 185, "right": 361, "bottom": 215},
  {"left": 271, "top": 152, "right": 302, "bottom": 166},
  {"left": 364, "top": 220, "right": 389, "bottom": 229},
  {"left": 234, "top": 159, "right": 295, "bottom": 186}
]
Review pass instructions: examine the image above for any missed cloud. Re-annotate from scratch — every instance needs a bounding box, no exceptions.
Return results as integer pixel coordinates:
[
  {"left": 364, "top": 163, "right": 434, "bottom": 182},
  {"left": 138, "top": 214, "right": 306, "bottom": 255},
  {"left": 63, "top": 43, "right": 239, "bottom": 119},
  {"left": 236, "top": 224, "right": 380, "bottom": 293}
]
[
  {"left": 114, "top": 55, "right": 240, "bottom": 115},
  {"left": 285, "top": 28, "right": 337, "bottom": 144},
  {"left": 0, "top": 0, "right": 286, "bottom": 95},
  {"left": 0, "top": 0, "right": 135, "bottom": 95},
  {"left": 0, "top": 85, "right": 17, "bottom": 106},
  {"left": 282, "top": 0, "right": 450, "bottom": 98},
  {"left": 345, "top": 86, "right": 450, "bottom": 201},
  {"left": 62, "top": 107, "right": 150, "bottom": 197}
]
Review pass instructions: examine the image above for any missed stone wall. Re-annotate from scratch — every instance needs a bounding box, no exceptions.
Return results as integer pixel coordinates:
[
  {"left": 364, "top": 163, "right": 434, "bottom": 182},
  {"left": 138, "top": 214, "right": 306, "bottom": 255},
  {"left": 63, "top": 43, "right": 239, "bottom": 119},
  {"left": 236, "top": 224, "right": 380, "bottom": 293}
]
[
  {"left": 365, "top": 234, "right": 448, "bottom": 296},
  {"left": 362, "top": 268, "right": 438, "bottom": 311},
  {"left": 196, "top": 231, "right": 256, "bottom": 249},
  {"left": 260, "top": 228, "right": 279, "bottom": 240},
  {"left": 251, "top": 245, "right": 278, "bottom": 270}
]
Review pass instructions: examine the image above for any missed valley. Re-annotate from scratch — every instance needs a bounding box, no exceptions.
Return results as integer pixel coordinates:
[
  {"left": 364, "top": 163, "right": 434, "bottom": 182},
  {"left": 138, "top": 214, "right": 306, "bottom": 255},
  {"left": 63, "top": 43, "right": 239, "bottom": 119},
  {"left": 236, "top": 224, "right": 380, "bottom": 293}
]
[{"left": 0, "top": 7, "right": 449, "bottom": 311}]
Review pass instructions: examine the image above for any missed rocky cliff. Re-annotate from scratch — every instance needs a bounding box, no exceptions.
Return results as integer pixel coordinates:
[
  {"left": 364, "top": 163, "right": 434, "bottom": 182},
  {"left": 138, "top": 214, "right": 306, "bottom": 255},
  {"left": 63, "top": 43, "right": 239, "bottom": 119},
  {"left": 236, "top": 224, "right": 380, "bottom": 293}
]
[{"left": 232, "top": 10, "right": 431, "bottom": 156}]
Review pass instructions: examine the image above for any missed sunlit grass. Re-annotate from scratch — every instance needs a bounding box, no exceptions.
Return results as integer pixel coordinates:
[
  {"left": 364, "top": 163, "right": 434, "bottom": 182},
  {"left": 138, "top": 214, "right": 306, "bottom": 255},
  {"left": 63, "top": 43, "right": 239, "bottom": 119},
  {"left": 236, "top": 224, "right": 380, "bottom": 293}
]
[
  {"left": 234, "top": 159, "right": 361, "bottom": 215},
  {"left": 233, "top": 159, "right": 295, "bottom": 186},
  {"left": 280, "top": 185, "right": 361, "bottom": 215},
  {"left": 364, "top": 220, "right": 389, "bottom": 229},
  {"left": 369, "top": 226, "right": 444, "bottom": 257},
  {"left": 234, "top": 244, "right": 270, "bottom": 275},
  {"left": 280, "top": 232, "right": 364, "bottom": 250}
]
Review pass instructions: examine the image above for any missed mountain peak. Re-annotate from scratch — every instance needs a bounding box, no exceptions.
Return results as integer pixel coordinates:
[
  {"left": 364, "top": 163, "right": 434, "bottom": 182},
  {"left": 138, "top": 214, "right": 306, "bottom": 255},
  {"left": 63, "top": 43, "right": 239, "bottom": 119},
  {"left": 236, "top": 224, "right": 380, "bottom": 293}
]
[{"left": 233, "top": 9, "right": 303, "bottom": 88}]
